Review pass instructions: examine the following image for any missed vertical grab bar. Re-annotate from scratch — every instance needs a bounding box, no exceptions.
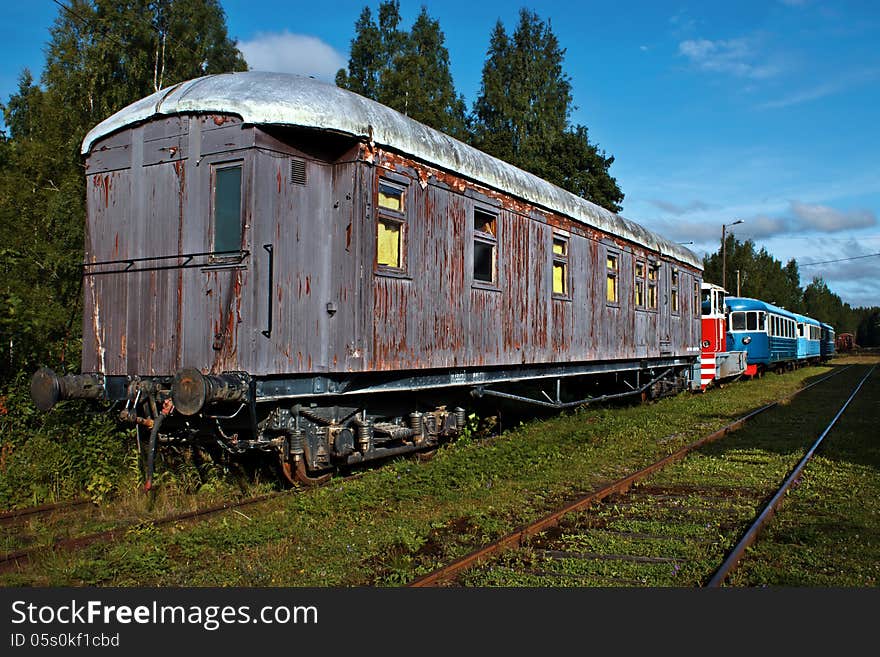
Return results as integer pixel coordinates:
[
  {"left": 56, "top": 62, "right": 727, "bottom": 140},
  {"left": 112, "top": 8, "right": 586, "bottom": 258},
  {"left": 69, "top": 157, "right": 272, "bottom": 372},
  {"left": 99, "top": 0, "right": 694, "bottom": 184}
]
[{"left": 262, "top": 244, "right": 274, "bottom": 338}]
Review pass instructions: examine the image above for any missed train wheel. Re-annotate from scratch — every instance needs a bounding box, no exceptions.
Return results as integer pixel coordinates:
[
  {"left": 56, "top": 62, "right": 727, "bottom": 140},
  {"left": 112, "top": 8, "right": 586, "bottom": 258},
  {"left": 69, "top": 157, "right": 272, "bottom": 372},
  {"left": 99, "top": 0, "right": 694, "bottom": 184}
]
[
  {"left": 415, "top": 448, "right": 438, "bottom": 462},
  {"left": 280, "top": 458, "right": 331, "bottom": 487}
]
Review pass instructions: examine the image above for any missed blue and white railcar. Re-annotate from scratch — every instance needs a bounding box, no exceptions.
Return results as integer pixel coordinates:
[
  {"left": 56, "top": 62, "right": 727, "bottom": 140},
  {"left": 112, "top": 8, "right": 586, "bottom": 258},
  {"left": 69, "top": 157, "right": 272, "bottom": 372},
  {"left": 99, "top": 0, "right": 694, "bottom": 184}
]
[
  {"left": 794, "top": 313, "right": 822, "bottom": 363},
  {"left": 726, "top": 297, "right": 799, "bottom": 376},
  {"left": 820, "top": 322, "right": 836, "bottom": 360}
]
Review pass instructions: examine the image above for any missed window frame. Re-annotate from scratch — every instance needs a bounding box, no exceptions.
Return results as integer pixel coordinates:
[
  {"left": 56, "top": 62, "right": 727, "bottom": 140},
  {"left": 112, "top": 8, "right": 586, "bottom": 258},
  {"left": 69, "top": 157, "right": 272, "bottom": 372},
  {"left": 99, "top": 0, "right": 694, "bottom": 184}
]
[
  {"left": 646, "top": 262, "right": 659, "bottom": 311},
  {"left": 209, "top": 160, "right": 245, "bottom": 262},
  {"left": 605, "top": 249, "right": 620, "bottom": 306},
  {"left": 634, "top": 260, "right": 646, "bottom": 309},
  {"left": 472, "top": 205, "right": 499, "bottom": 289},
  {"left": 670, "top": 267, "right": 680, "bottom": 315},
  {"left": 551, "top": 234, "right": 571, "bottom": 300},
  {"left": 374, "top": 177, "right": 409, "bottom": 276}
]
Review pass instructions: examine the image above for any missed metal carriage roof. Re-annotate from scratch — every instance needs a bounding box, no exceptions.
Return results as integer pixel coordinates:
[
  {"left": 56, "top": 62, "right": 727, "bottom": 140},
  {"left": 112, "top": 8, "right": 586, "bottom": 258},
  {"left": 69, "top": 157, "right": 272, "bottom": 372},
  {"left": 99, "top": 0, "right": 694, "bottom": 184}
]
[
  {"left": 726, "top": 296, "right": 799, "bottom": 319},
  {"left": 81, "top": 71, "right": 702, "bottom": 270}
]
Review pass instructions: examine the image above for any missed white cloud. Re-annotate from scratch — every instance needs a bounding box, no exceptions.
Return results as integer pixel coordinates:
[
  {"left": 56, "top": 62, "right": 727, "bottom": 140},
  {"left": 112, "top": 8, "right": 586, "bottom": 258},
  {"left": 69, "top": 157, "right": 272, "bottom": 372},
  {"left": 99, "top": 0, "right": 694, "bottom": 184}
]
[
  {"left": 238, "top": 31, "right": 347, "bottom": 83},
  {"left": 678, "top": 37, "right": 781, "bottom": 80},
  {"left": 758, "top": 68, "right": 880, "bottom": 110},
  {"left": 790, "top": 201, "right": 877, "bottom": 232},
  {"left": 739, "top": 214, "right": 790, "bottom": 238},
  {"left": 649, "top": 199, "right": 711, "bottom": 215}
]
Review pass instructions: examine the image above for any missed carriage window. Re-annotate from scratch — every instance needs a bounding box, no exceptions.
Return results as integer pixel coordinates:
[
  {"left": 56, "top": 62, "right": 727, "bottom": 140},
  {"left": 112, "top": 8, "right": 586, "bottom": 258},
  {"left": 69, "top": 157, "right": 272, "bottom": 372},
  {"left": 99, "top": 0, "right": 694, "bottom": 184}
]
[
  {"left": 635, "top": 261, "right": 645, "bottom": 308},
  {"left": 647, "top": 264, "right": 658, "bottom": 309},
  {"left": 376, "top": 179, "right": 406, "bottom": 271},
  {"left": 473, "top": 207, "right": 497, "bottom": 284},
  {"left": 671, "top": 269, "right": 679, "bottom": 313},
  {"left": 552, "top": 236, "right": 569, "bottom": 297},
  {"left": 746, "top": 312, "right": 758, "bottom": 331},
  {"left": 758, "top": 312, "right": 766, "bottom": 331},
  {"left": 213, "top": 163, "right": 242, "bottom": 254},
  {"left": 377, "top": 220, "right": 402, "bottom": 268},
  {"left": 606, "top": 252, "right": 618, "bottom": 303},
  {"left": 378, "top": 182, "right": 404, "bottom": 212},
  {"left": 730, "top": 312, "right": 746, "bottom": 331}
]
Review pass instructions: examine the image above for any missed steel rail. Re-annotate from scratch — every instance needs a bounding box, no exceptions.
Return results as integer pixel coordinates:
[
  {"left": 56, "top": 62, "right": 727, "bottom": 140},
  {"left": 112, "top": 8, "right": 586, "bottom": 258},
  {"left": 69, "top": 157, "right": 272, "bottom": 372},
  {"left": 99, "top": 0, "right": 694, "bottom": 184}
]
[
  {"left": 0, "top": 499, "right": 91, "bottom": 528},
  {"left": 706, "top": 364, "right": 876, "bottom": 587},
  {"left": 0, "top": 491, "right": 279, "bottom": 574},
  {"left": 408, "top": 365, "right": 850, "bottom": 587},
  {"left": 0, "top": 468, "right": 364, "bottom": 574}
]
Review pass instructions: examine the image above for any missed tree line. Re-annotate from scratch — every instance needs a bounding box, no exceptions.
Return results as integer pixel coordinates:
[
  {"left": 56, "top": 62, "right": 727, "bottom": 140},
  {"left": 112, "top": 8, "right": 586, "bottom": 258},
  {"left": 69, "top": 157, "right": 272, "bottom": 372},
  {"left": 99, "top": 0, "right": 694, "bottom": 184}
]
[
  {"left": 335, "top": 2, "right": 624, "bottom": 212},
  {"left": 702, "top": 235, "right": 879, "bottom": 345}
]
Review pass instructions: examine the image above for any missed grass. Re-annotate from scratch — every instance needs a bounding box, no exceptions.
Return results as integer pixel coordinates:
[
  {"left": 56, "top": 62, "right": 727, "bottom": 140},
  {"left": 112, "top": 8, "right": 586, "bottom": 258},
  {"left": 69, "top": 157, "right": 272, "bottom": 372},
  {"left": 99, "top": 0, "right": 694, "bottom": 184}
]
[
  {"left": 460, "top": 358, "right": 880, "bottom": 587},
  {"left": 0, "top": 356, "right": 876, "bottom": 587},
  {"left": 724, "top": 359, "right": 880, "bottom": 587}
]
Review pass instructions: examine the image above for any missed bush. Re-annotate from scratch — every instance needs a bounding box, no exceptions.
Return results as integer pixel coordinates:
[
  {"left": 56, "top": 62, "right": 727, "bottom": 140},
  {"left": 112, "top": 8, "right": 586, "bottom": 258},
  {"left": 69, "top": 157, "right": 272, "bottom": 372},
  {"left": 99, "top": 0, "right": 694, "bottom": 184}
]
[{"left": 0, "top": 371, "right": 135, "bottom": 508}]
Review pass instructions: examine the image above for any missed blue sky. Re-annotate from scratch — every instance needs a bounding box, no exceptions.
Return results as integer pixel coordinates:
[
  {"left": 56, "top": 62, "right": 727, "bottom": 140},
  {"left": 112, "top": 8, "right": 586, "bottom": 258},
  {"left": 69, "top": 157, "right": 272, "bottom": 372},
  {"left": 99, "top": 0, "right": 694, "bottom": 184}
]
[{"left": 2, "top": 1, "right": 879, "bottom": 308}]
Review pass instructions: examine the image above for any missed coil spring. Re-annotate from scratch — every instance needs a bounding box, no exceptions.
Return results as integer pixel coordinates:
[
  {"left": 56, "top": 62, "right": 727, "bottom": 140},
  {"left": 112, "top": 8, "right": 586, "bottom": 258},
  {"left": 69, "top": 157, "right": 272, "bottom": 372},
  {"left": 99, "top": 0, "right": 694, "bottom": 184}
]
[
  {"left": 357, "top": 422, "right": 371, "bottom": 450},
  {"left": 454, "top": 407, "right": 466, "bottom": 430},
  {"left": 288, "top": 430, "right": 304, "bottom": 455}
]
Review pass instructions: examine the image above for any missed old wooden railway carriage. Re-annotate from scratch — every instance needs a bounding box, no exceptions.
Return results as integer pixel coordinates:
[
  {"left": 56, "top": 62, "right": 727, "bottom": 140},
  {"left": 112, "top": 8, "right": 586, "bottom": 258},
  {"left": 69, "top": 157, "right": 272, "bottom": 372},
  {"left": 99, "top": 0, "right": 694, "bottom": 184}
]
[{"left": 30, "top": 72, "right": 703, "bottom": 484}]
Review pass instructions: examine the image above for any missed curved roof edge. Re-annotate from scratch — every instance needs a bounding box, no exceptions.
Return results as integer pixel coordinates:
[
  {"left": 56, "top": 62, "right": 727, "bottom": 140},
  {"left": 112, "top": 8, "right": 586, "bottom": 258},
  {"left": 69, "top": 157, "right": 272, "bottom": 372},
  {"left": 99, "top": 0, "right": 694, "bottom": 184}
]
[
  {"left": 726, "top": 296, "right": 800, "bottom": 318},
  {"left": 81, "top": 71, "right": 702, "bottom": 270}
]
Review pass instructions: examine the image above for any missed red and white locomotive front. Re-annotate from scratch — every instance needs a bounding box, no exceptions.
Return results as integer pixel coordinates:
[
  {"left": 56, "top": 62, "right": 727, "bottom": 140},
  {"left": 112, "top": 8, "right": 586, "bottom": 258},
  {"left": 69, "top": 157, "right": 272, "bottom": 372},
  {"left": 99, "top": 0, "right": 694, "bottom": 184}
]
[{"left": 699, "top": 282, "right": 745, "bottom": 390}]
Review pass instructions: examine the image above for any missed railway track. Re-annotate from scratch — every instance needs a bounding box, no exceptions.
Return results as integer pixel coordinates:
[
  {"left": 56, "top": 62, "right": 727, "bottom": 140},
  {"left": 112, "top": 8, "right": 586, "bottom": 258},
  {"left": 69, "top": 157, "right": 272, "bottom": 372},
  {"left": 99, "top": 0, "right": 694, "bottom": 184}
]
[
  {"left": 0, "top": 498, "right": 92, "bottom": 528},
  {"left": 409, "top": 364, "right": 868, "bottom": 587},
  {"left": 0, "top": 469, "right": 367, "bottom": 574},
  {"left": 707, "top": 364, "right": 876, "bottom": 586}
]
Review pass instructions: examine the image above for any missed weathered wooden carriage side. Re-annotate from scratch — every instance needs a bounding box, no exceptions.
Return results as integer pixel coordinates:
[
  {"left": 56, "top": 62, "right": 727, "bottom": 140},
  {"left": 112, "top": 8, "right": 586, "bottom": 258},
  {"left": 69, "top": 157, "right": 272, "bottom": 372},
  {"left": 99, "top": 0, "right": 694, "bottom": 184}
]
[
  {"left": 360, "top": 148, "right": 701, "bottom": 374},
  {"left": 83, "top": 116, "right": 260, "bottom": 377}
]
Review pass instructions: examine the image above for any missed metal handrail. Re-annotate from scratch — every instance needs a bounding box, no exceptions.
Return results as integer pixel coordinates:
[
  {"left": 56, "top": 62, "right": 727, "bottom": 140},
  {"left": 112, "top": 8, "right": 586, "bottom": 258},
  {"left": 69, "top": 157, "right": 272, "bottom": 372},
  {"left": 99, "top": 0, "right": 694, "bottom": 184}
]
[{"left": 82, "top": 249, "right": 250, "bottom": 275}]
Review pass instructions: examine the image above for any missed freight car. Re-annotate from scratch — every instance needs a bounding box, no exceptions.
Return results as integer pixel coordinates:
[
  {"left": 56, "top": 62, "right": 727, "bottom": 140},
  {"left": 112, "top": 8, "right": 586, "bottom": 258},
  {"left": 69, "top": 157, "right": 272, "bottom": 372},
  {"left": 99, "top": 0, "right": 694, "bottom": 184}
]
[
  {"left": 29, "top": 72, "right": 704, "bottom": 485},
  {"left": 836, "top": 332, "right": 856, "bottom": 352}
]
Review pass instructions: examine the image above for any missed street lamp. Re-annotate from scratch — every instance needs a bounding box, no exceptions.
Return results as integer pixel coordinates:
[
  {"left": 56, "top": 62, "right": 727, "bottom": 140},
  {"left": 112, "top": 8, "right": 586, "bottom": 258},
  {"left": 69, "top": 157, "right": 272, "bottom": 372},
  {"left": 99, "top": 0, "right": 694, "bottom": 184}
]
[{"left": 722, "top": 219, "right": 744, "bottom": 293}]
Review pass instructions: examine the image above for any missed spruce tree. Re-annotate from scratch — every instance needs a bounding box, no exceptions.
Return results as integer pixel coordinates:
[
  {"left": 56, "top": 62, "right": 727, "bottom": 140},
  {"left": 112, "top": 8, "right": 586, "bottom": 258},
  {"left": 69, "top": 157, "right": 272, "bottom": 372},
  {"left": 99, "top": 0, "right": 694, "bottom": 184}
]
[
  {"left": 336, "top": 2, "right": 466, "bottom": 138},
  {"left": 471, "top": 9, "right": 623, "bottom": 212}
]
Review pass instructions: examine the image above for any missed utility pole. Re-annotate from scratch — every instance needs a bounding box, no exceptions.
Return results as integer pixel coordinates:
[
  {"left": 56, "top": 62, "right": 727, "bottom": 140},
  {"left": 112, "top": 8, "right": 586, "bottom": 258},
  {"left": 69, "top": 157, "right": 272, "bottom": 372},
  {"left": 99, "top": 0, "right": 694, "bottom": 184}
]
[{"left": 722, "top": 219, "right": 744, "bottom": 292}]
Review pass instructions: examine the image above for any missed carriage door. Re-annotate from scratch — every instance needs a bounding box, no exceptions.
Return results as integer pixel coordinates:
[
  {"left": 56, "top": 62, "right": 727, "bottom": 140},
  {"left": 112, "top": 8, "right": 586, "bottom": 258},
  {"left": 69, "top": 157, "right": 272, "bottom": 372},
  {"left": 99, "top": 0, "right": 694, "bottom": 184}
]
[
  {"left": 183, "top": 155, "right": 250, "bottom": 374},
  {"left": 658, "top": 262, "right": 672, "bottom": 354}
]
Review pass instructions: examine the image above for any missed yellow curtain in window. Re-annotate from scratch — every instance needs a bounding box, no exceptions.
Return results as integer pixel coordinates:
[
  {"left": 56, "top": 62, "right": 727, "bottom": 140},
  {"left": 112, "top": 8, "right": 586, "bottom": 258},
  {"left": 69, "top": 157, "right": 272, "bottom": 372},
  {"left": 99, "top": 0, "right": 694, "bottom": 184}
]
[
  {"left": 553, "top": 262, "right": 566, "bottom": 294},
  {"left": 377, "top": 221, "right": 400, "bottom": 267}
]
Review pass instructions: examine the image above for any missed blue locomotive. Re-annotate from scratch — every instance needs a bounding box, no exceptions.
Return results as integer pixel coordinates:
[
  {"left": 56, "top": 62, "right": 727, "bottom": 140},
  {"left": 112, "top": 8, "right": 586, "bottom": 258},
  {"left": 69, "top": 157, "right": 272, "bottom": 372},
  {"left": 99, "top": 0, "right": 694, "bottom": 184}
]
[{"left": 726, "top": 297, "right": 799, "bottom": 376}]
